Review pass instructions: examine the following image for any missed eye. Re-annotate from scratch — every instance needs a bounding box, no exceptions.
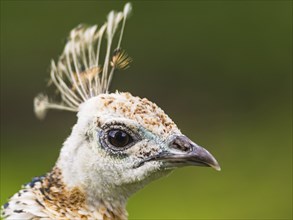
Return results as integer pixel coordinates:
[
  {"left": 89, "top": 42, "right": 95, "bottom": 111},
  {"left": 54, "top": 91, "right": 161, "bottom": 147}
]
[
  {"left": 108, "top": 129, "right": 133, "bottom": 148},
  {"left": 99, "top": 123, "right": 140, "bottom": 152}
]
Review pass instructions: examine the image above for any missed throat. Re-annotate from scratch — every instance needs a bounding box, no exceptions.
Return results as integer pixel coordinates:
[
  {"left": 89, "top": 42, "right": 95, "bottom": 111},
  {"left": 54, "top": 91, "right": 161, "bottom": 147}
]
[{"left": 36, "top": 166, "right": 128, "bottom": 220}]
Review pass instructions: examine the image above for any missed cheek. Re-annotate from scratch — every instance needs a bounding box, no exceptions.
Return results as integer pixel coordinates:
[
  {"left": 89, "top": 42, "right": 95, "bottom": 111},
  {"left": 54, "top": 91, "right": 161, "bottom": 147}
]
[{"left": 121, "top": 161, "right": 171, "bottom": 188}]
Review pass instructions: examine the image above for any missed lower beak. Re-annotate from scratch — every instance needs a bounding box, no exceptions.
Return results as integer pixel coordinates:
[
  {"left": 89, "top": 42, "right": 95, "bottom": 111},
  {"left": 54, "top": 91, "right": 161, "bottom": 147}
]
[{"left": 136, "top": 135, "right": 221, "bottom": 171}]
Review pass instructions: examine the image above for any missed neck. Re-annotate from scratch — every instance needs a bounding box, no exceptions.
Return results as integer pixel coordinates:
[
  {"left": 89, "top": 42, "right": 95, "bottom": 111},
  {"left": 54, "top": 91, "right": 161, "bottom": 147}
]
[{"left": 43, "top": 166, "right": 128, "bottom": 220}]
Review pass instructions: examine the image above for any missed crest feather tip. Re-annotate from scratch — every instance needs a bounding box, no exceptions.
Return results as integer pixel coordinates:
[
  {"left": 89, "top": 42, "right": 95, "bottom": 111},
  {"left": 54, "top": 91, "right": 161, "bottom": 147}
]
[{"left": 34, "top": 94, "right": 49, "bottom": 120}]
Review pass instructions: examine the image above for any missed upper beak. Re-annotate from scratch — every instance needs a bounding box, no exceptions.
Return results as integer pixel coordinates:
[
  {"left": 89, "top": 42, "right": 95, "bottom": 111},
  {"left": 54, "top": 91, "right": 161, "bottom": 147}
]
[{"left": 136, "top": 135, "right": 221, "bottom": 171}]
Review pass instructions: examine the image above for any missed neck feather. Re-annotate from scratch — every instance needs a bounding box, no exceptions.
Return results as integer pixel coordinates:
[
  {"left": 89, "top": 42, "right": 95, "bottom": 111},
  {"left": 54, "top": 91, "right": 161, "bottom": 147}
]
[{"left": 39, "top": 166, "right": 128, "bottom": 219}]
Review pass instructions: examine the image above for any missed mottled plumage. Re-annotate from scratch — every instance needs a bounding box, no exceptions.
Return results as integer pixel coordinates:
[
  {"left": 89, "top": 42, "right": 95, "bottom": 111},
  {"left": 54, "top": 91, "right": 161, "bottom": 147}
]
[
  {"left": 2, "top": 3, "right": 220, "bottom": 220},
  {"left": 3, "top": 167, "right": 126, "bottom": 219}
]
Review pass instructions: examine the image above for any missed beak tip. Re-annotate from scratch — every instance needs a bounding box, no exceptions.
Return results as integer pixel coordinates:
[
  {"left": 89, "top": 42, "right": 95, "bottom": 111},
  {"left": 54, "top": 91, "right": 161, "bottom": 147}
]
[
  {"left": 213, "top": 164, "right": 221, "bottom": 171},
  {"left": 209, "top": 157, "right": 221, "bottom": 171}
]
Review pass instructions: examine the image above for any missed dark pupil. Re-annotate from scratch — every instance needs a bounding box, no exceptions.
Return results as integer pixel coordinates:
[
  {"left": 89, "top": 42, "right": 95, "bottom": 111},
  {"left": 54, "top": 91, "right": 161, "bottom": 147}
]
[{"left": 108, "top": 130, "right": 131, "bottom": 148}]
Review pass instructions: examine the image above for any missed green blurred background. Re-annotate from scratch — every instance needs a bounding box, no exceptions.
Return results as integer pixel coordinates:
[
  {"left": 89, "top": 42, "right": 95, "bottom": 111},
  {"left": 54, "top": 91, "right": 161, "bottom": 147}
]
[{"left": 1, "top": 1, "right": 292, "bottom": 219}]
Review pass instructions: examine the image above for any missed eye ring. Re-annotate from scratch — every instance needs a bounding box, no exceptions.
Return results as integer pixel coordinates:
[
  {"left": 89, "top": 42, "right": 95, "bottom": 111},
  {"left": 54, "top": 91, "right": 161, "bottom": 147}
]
[{"left": 99, "top": 123, "right": 140, "bottom": 151}]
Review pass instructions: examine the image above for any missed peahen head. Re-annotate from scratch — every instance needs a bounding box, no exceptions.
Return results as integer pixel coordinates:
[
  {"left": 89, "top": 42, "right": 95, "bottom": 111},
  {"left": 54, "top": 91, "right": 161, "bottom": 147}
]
[
  {"left": 56, "top": 92, "right": 220, "bottom": 204},
  {"left": 33, "top": 2, "right": 220, "bottom": 209}
]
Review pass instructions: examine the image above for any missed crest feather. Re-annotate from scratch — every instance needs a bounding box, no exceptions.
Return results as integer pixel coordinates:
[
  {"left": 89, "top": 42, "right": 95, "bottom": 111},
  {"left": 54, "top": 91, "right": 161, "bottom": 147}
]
[{"left": 34, "top": 3, "right": 132, "bottom": 119}]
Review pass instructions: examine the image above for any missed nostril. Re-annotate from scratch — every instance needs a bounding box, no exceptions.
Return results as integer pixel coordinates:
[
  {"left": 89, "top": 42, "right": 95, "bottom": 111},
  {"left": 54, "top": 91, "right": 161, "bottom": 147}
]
[
  {"left": 170, "top": 136, "right": 193, "bottom": 152},
  {"left": 171, "top": 142, "right": 190, "bottom": 152}
]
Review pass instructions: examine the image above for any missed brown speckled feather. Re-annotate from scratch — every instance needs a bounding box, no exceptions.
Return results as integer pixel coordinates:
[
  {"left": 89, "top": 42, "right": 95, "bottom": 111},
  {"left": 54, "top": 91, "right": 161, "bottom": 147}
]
[{"left": 1, "top": 167, "right": 127, "bottom": 220}]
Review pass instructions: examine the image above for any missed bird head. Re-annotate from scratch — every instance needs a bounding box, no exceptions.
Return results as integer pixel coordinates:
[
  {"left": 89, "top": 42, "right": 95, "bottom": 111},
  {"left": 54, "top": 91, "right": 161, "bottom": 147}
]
[
  {"left": 57, "top": 92, "right": 220, "bottom": 204},
  {"left": 33, "top": 3, "right": 220, "bottom": 206}
]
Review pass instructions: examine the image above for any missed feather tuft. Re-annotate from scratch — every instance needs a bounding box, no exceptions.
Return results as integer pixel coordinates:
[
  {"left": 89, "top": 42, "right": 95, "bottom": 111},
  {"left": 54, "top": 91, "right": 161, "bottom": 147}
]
[{"left": 34, "top": 3, "right": 132, "bottom": 119}]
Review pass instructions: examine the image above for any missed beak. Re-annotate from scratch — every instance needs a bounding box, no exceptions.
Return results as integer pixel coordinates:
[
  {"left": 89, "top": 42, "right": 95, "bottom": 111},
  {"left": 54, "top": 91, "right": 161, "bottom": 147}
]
[{"left": 135, "top": 135, "right": 221, "bottom": 171}]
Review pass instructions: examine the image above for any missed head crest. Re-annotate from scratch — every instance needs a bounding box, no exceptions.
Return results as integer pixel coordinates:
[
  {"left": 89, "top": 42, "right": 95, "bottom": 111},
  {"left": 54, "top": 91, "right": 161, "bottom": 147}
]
[{"left": 34, "top": 3, "right": 132, "bottom": 119}]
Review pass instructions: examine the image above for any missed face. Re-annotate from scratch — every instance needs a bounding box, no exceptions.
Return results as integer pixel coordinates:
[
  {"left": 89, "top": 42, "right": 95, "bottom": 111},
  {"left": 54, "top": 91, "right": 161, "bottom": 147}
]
[{"left": 59, "top": 92, "right": 220, "bottom": 201}]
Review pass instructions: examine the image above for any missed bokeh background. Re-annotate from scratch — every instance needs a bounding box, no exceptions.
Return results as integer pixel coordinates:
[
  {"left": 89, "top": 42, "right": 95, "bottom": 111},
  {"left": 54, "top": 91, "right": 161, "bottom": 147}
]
[{"left": 1, "top": 1, "right": 292, "bottom": 219}]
